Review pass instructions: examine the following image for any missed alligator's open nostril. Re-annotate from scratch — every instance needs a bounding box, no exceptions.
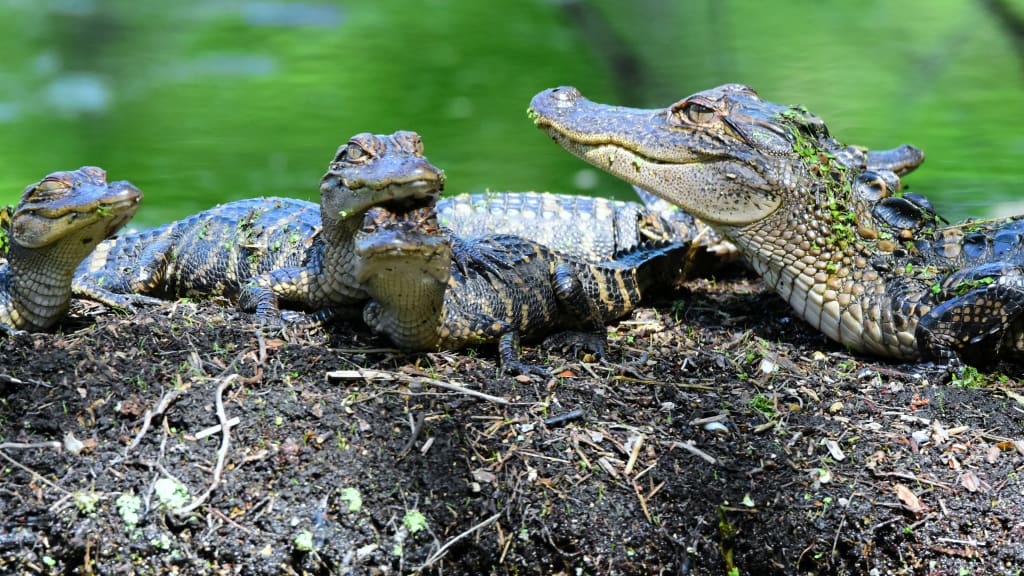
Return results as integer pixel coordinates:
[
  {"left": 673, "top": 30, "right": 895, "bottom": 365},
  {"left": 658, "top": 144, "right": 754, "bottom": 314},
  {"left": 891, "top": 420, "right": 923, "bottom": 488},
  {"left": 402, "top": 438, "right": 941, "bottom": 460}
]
[{"left": 550, "top": 86, "right": 581, "bottom": 105}]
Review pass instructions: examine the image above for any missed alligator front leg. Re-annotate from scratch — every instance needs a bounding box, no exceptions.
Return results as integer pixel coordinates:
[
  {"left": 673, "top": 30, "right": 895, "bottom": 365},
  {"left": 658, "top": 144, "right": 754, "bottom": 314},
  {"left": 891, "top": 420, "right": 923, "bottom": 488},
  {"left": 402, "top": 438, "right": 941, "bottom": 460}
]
[
  {"left": 547, "top": 263, "right": 607, "bottom": 359},
  {"left": 916, "top": 277, "right": 1024, "bottom": 366},
  {"left": 72, "top": 237, "right": 175, "bottom": 310},
  {"left": 237, "top": 266, "right": 314, "bottom": 323}
]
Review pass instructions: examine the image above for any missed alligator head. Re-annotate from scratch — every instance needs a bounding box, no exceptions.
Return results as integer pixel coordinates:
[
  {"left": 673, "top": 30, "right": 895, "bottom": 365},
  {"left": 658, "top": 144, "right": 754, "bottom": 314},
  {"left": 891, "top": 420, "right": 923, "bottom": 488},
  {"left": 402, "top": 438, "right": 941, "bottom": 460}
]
[
  {"left": 319, "top": 130, "right": 445, "bottom": 234},
  {"left": 354, "top": 205, "right": 452, "bottom": 350},
  {"left": 11, "top": 166, "right": 141, "bottom": 253}
]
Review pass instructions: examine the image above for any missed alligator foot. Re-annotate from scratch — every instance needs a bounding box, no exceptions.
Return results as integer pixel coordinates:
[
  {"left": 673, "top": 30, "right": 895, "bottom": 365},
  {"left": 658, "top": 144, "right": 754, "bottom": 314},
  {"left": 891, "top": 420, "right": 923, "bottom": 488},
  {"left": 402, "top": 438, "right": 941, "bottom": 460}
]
[
  {"left": 498, "top": 331, "right": 550, "bottom": 378},
  {"left": 0, "top": 322, "right": 28, "bottom": 338},
  {"left": 77, "top": 291, "right": 165, "bottom": 313},
  {"left": 916, "top": 278, "right": 1024, "bottom": 367},
  {"left": 543, "top": 330, "right": 606, "bottom": 361}
]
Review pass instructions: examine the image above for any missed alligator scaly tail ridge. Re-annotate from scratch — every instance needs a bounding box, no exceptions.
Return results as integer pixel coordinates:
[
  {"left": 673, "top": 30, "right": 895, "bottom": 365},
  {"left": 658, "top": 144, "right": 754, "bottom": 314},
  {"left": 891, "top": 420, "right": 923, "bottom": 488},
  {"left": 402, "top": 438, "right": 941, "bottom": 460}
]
[
  {"left": 1, "top": 167, "right": 141, "bottom": 333},
  {"left": 530, "top": 85, "right": 1024, "bottom": 366}
]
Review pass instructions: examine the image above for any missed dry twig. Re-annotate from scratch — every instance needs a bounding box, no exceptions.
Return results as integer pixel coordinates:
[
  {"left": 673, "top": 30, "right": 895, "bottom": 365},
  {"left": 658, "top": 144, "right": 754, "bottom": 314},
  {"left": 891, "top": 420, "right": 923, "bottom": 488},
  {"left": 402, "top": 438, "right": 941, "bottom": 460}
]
[{"left": 173, "top": 374, "right": 239, "bottom": 517}]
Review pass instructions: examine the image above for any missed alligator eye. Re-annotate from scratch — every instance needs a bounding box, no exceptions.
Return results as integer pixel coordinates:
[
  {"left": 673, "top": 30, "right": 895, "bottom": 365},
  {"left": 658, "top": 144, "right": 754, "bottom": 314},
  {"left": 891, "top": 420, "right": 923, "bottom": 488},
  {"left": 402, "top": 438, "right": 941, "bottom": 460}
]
[
  {"left": 341, "top": 143, "right": 370, "bottom": 163},
  {"left": 36, "top": 178, "right": 68, "bottom": 192},
  {"left": 681, "top": 102, "right": 715, "bottom": 124}
]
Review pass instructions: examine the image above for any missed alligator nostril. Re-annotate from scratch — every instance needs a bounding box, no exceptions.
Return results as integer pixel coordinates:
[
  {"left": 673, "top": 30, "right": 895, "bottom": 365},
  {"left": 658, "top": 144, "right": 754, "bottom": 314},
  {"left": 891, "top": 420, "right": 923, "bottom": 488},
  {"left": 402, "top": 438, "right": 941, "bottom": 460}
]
[{"left": 550, "top": 86, "right": 581, "bottom": 105}]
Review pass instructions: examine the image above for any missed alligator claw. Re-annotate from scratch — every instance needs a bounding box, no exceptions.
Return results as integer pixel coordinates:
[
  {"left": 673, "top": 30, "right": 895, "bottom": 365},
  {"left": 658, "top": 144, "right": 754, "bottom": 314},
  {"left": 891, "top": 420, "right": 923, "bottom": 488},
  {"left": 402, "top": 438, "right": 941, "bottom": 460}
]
[
  {"left": 500, "top": 359, "right": 551, "bottom": 379},
  {"left": 543, "top": 330, "right": 606, "bottom": 360},
  {"left": 0, "top": 323, "right": 29, "bottom": 339}
]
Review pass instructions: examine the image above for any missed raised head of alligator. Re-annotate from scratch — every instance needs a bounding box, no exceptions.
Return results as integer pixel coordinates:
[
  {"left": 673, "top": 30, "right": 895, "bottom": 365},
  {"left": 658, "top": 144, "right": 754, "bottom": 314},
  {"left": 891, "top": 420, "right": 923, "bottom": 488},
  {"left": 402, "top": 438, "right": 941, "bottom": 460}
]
[
  {"left": 354, "top": 205, "right": 689, "bottom": 375},
  {"left": 1, "top": 167, "right": 141, "bottom": 333},
  {"left": 73, "top": 131, "right": 444, "bottom": 322},
  {"left": 530, "top": 84, "right": 1024, "bottom": 366}
]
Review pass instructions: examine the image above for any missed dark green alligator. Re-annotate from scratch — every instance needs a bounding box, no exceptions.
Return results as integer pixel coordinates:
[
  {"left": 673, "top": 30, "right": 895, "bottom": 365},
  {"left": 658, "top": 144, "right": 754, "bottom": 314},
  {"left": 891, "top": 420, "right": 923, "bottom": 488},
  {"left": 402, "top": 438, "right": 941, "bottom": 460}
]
[
  {"left": 530, "top": 84, "right": 1024, "bottom": 366},
  {"left": 0, "top": 167, "right": 141, "bottom": 333},
  {"left": 354, "top": 205, "right": 690, "bottom": 375},
  {"left": 73, "top": 131, "right": 444, "bottom": 321}
]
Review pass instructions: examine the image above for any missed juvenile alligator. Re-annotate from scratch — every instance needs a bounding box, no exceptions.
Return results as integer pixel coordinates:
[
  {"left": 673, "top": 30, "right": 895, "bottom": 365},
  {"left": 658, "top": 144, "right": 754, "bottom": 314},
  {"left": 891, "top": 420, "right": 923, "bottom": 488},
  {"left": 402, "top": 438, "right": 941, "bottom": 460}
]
[
  {"left": 437, "top": 190, "right": 736, "bottom": 273},
  {"left": 73, "top": 131, "right": 444, "bottom": 321},
  {"left": 530, "top": 84, "right": 1024, "bottom": 366},
  {"left": 0, "top": 167, "right": 141, "bottom": 333},
  {"left": 354, "top": 205, "right": 690, "bottom": 375}
]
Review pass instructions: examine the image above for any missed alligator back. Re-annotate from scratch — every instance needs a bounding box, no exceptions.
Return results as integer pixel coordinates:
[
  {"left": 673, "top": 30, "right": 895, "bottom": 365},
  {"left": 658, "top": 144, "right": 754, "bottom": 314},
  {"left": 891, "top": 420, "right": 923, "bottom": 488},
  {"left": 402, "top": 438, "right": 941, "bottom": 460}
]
[
  {"left": 440, "top": 235, "right": 688, "bottom": 346},
  {"left": 437, "top": 191, "right": 731, "bottom": 267},
  {"left": 75, "top": 197, "right": 320, "bottom": 300},
  {"left": 916, "top": 216, "right": 1024, "bottom": 269}
]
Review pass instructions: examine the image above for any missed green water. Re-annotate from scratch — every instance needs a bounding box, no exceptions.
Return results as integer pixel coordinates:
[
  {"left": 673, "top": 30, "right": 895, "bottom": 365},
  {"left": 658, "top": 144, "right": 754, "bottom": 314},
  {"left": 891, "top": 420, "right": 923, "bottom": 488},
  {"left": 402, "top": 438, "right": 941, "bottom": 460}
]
[{"left": 0, "top": 0, "right": 1021, "bottom": 227}]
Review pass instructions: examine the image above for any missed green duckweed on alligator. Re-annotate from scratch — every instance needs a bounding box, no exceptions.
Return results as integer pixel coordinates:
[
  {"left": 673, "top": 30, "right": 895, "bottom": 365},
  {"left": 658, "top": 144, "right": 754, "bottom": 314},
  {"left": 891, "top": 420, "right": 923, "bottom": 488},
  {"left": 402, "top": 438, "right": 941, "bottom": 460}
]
[
  {"left": 0, "top": 167, "right": 141, "bottom": 333},
  {"left": 73, "top": 131, "right": 444, "bottom": 322},
  {"left": 530, "top": 84, "right": 1024, "bottom": 366},
  {"left": 354, "top": 205, "right": 690, "bottom": 375}
]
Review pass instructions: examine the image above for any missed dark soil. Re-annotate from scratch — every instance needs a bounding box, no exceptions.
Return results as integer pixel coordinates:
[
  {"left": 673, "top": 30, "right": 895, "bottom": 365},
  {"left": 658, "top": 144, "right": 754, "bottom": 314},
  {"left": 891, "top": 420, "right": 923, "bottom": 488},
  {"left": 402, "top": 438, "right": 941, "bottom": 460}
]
[{"left": 2, "top": 271, "right": 1023, "bottom": 575}]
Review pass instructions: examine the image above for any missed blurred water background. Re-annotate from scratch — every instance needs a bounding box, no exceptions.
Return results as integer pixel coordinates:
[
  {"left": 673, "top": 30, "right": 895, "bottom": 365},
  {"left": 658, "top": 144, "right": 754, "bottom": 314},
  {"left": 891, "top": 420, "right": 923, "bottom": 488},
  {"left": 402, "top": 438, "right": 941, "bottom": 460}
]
[{"left": 0, "top": 0, "right": 1021, "bottom": 227}]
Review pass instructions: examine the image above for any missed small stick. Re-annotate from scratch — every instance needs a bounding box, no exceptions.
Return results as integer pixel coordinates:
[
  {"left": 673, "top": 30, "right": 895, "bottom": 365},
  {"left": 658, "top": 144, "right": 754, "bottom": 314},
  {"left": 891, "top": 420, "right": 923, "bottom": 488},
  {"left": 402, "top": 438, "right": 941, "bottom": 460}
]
[
  {"left": 417, "top": 512, "right": 501, "bottom": 570},
  {"left": 0, "top": 441, "right": 62, "bottom": 451},
  {"left": 666, "top": 440, "right": 717, "bottom": 465},
  {"left": 0, "top": 450, "right": 70, "bottom": 496},
  {"left": 173, "top": 374, "right": 238, "bottom": 517},
  {"left": 327, "top": 369, "right": 508, "bottom": 405},
  {"left": 125, "top": 389, "right": 181, "bottom": 454},
  {"left": 543, "top": 409, "right": 584, "bottom": 428}
]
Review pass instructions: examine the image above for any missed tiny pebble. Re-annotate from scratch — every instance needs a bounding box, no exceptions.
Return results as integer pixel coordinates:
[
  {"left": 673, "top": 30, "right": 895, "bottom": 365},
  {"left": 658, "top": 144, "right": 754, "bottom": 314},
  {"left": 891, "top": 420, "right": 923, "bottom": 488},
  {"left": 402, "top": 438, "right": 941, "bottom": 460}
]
[
  {"left": 856, "top": 368, "right": 876, "bottom": 380},
  {"left": 63, "top": 431, "right": 85, "bottom": 455},
  {"left": 703, "top": 421, "right": 729, "bottom": 435},
  {"left": 911, "top": 430, "right": 930, "bottom": 444}
]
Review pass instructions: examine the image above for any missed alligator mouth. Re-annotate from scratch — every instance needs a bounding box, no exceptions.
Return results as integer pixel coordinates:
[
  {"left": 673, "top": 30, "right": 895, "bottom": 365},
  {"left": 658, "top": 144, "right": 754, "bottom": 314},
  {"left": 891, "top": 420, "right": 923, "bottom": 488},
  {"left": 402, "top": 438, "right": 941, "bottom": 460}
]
[
  {"left": 374, "top": 179, "right": 443, "bottom": 212},
  {"left": 354, "top": 206, "right": 451, "bottom": 283}
]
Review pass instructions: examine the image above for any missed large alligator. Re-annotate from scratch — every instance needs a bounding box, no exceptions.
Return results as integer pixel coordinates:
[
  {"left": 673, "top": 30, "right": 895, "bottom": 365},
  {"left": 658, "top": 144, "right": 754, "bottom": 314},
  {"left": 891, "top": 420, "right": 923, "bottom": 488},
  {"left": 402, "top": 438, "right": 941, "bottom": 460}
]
[
  {"left": 0, "top": 167, "right": 141, "bottom": 333},
  {"left": 73, "top": 131, "right": 444, "bottom": 321},
  {"left": 354, "top": 205, "right": 689, "bottom": 375},
  {"left": 530, "top": 84, "right": 1024, "bottom": 366}
]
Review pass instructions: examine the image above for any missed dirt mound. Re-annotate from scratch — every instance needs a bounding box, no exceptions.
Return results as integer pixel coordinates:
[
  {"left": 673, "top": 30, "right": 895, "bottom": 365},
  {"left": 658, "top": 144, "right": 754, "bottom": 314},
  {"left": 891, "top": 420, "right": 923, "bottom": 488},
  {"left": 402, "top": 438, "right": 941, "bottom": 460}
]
[{"left": 1, "top": 275, "right": 1022, "bottom": 574}]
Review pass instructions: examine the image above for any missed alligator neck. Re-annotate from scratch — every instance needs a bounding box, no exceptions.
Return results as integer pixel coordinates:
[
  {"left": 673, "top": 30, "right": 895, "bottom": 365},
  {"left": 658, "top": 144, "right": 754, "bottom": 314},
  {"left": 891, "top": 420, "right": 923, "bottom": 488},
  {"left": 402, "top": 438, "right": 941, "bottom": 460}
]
[
  {"left": 728, "top": 176, "right": 917, "bottom": 359},
  {"left": 315, "top": 214, "right": 368, "bottom": 305},
  {"left": 4, "top": 242, "right": 81, "bottom": 331}
]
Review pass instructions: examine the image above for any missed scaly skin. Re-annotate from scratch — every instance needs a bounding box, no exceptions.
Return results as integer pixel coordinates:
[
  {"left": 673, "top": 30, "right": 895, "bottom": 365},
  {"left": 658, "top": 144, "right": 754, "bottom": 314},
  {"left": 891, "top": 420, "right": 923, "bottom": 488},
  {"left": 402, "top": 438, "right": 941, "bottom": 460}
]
[
  {"left": 0, "top": 167, "right": 141, "bottom": 333},
  {"left": 437, "top": 190, "right": 736, "bottom": 272},
  {"left": 530, "top": 84, "right": 1024, "bottom": 365},
  {"left": 354, "top": 206, "right": 690, "bottom": 375},
  {"left": 73, "top": 131, "right": 444, "bottom": 321}
]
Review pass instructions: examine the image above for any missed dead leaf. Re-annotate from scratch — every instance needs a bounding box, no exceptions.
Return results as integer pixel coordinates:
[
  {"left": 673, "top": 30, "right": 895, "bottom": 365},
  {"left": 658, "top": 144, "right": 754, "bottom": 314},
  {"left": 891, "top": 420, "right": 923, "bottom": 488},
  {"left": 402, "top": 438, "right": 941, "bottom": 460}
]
[
  {"left": 961, "top": 471, "right": 981, "bottom": 493},
  {"left": 894, "top": 483, "right": 925, "bottom": 515}
]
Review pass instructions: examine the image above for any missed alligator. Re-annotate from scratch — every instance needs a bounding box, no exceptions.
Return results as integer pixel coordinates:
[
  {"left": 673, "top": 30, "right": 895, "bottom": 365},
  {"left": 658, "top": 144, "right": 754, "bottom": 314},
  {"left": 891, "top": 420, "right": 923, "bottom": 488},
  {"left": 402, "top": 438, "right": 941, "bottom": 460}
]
[
  {"left": 354, "top": 205, "right": 690, "bottom": 375},
  {"left": 437, "top": 190, "right": 736, "bottom": 274},
  {"left": 530, "top": 84, "right": 1024, "bottom": 366},
  {"left": 0, "top": 167, "right": 141, "bottom": 333},
  {"left": 73, "top": 131, "right": 444, "bottom": 321}
]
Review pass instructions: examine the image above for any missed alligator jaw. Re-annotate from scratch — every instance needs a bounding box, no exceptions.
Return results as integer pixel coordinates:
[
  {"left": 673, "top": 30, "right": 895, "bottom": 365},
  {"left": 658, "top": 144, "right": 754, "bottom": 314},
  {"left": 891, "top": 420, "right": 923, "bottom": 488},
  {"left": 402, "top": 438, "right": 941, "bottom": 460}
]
[{"left": 529, "top": 86, "right": 781, "bottom": 227}]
